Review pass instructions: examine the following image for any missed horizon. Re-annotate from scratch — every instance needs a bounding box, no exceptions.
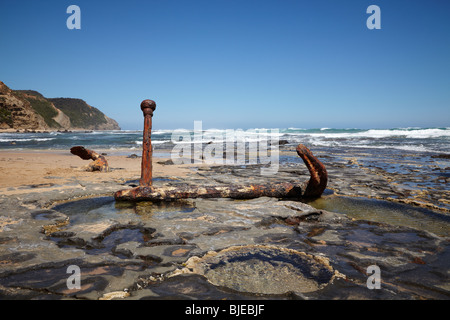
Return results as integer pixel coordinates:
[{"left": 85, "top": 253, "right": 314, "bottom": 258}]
[{"left": 1, "top": 1, "right": 449, "bottom": 130}]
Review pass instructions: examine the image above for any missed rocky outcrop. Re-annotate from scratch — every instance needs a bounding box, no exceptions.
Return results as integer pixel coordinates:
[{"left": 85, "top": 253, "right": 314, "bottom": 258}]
[
  {"left": 48, "top": 97, "right": 121, "bottom": 130},
  {"left": 52, "top": 107, "right": 72, "bottom": 129},
  {"left": 14, "top": 90, "right": 72, "bottom": 130},
  {"left": 0, "top": 80, "right": 120, "bottom": 131},
  {"left": 0, "top": 81, "right": 49, "bottom": 130},
  {"left": 95, "top": 115, "right": 120, "bottom": 131}
]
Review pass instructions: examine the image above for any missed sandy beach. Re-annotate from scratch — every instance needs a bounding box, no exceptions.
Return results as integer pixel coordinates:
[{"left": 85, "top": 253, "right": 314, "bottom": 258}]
[{"left": 0, "top": 149, "right": 195, "bottom": 196}]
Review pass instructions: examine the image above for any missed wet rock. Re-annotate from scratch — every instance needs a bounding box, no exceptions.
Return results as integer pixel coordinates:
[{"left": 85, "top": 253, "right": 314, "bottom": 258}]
[
  {"left": 136, "top": 274, "right": 245, "bottom": 300},
  {"left": 309, "top": 229, "right": 343, "bottom": 244},
  {"left": 157, "top": 159, "right": 174, "bottom": 165},
  {"left": 1, "top": 146, "right": 449, "bottom": 300},
  {"left": 52, "top": 220, "right": 120, "bottom": 247},
  {"left": 431, "top": 154, "right": 450, "bottom": 159},
  {"left": 99, "top": 290, "right": 130, "bottom": 300},
  {"left": 127, "top": 154, "right": 140, "bottom": 159},
  {"left": 172, "top": 245, "right": 344, "bottom": 295}
]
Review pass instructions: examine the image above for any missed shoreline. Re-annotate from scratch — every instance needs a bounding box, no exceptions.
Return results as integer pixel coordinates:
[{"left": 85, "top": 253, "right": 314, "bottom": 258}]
[{"left": 1, "top": 146, "right": 449, "bottom": 212}]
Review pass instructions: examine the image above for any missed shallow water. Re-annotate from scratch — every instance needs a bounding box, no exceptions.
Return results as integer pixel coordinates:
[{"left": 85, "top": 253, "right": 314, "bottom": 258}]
[
  {"left": 40, "top": 195, "right": 450, "bottom": 299},
  {"left": 53, "top": 193, "right": 450, "bottom": 238},
  {"left": 52, "top": 196, "right": 195, "bottom": 225},
  {"left": 306, "top": 194, "right": 450, "bottom": 237}
]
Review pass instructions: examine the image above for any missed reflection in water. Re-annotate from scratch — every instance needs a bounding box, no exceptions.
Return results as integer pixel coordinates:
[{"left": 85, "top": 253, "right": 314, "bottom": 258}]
[
  {"left": 52, "top": 197, "right": 196, "bottom": 225},
  {"left": 52, "top": 195, "right": 450, "bottom": 237},
  {"left": 115, "top": 199, "right": 196, "bottom": 219},
  {"left": 306, "top": 194, "right": 450, "bottom": 237}
]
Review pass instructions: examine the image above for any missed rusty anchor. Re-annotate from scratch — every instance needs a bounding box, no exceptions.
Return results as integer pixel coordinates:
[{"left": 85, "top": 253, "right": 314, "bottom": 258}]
[
  {"left": 114, "top": 100, "right": 328, "bottom": 202},
  {"left": 70, "top": 146, "right": 110, "bottom": 172}
]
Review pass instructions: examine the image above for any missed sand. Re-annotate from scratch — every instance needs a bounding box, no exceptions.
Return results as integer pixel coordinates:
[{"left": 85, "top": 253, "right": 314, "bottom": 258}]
[{"left": 0, "top": 149, "right": 195, "bottom": 196}]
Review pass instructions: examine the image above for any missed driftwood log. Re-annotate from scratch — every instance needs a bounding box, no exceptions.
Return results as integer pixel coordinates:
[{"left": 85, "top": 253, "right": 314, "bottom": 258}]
[
  {"left": 114, "top": 99, "right": 328, "bottom": 202},
  {"left": 70, "top": 146, "right": 110, "bottom": 172}
]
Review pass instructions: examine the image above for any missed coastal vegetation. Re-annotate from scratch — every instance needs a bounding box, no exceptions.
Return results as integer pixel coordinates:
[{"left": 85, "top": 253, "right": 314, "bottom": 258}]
[
  {"left": 49, "top": 98, "right": 107, "bottom": 129},
  {"left": 0, "top": 80, "right": 120, "bottom": 131},
  {"left": 14, "top": 91, "right": 61, "bottom": 129},
  {"left": 0, "top": 108, "right": 12, "bottom": 126}
]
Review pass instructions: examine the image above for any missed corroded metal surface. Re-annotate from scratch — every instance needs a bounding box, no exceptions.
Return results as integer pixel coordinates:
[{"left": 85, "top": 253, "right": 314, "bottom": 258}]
[
  {"left": 296, "top": 144, "right": 328, "bottom": 198},
  {"left": 139, "top": 99, "right": 156, "bottom": 187},
  {"left": 114, "top": 99, "right": 327, "bottom": 202},
  {"left": 70, "top": 146, "right": 110, "bottom": 172},
  {"left": 115, "top": 181, "right": 304, "bottom": 201}
]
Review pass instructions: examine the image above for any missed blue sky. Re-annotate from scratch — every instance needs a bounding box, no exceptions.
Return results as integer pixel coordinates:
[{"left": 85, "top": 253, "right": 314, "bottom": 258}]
[{"left": 1, "top": 0, "right": 449, "bottom": 130}]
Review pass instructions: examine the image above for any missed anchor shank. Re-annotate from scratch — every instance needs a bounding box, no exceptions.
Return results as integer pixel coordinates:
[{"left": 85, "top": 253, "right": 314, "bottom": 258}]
[{"left": 139, "top": 100, "right": 156, "bottom": 187}]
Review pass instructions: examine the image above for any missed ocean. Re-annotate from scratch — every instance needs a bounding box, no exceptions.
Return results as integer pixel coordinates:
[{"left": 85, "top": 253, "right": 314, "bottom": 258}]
[{"left": 1, "top": 127, "right": 449, "bottom": 154}]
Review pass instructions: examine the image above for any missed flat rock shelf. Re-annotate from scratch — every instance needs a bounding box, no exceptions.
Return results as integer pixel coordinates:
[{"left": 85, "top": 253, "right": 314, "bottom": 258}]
[{"left": 0, "top": 145, "right": 448, "bottom": 300}]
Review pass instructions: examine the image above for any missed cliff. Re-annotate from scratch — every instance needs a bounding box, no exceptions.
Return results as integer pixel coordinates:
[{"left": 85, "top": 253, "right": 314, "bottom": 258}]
[
  {"left": 0, "top": 81, "right": 49, "bottom": 130},
  {"left": 13, "top": 90, "right": 71, "bottom": 129},
  {"left": 0, "top": 81, "right": 121, "bottom": 131},
  {"left": 49, "top": 98, "right": 120, "bottom": 130}
]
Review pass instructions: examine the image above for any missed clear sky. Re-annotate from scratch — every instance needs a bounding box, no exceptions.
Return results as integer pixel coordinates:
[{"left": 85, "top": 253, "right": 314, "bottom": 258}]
[{"left": 1, "top": 0, "right": 449, "bottom": 130}]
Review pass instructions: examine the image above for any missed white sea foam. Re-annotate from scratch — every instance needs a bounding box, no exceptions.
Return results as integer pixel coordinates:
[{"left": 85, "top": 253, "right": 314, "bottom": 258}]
[
  {"left": 309, "top": 139, "right": 448, "bottom": 154},
  {"left": 287, "top": 128, "right": 450, "bottom": 139},
  {"left": 134, "top": 140, "right": 169, "bottom": 145},
  {"left": 152, "top": 129, "right": 175, "bottom": 135},
  {"left": 0, "top": 138, "right": 55, "bottom": 142},
  {"left": 358, "top": 128, "right": 450, "bottom": 139}
]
